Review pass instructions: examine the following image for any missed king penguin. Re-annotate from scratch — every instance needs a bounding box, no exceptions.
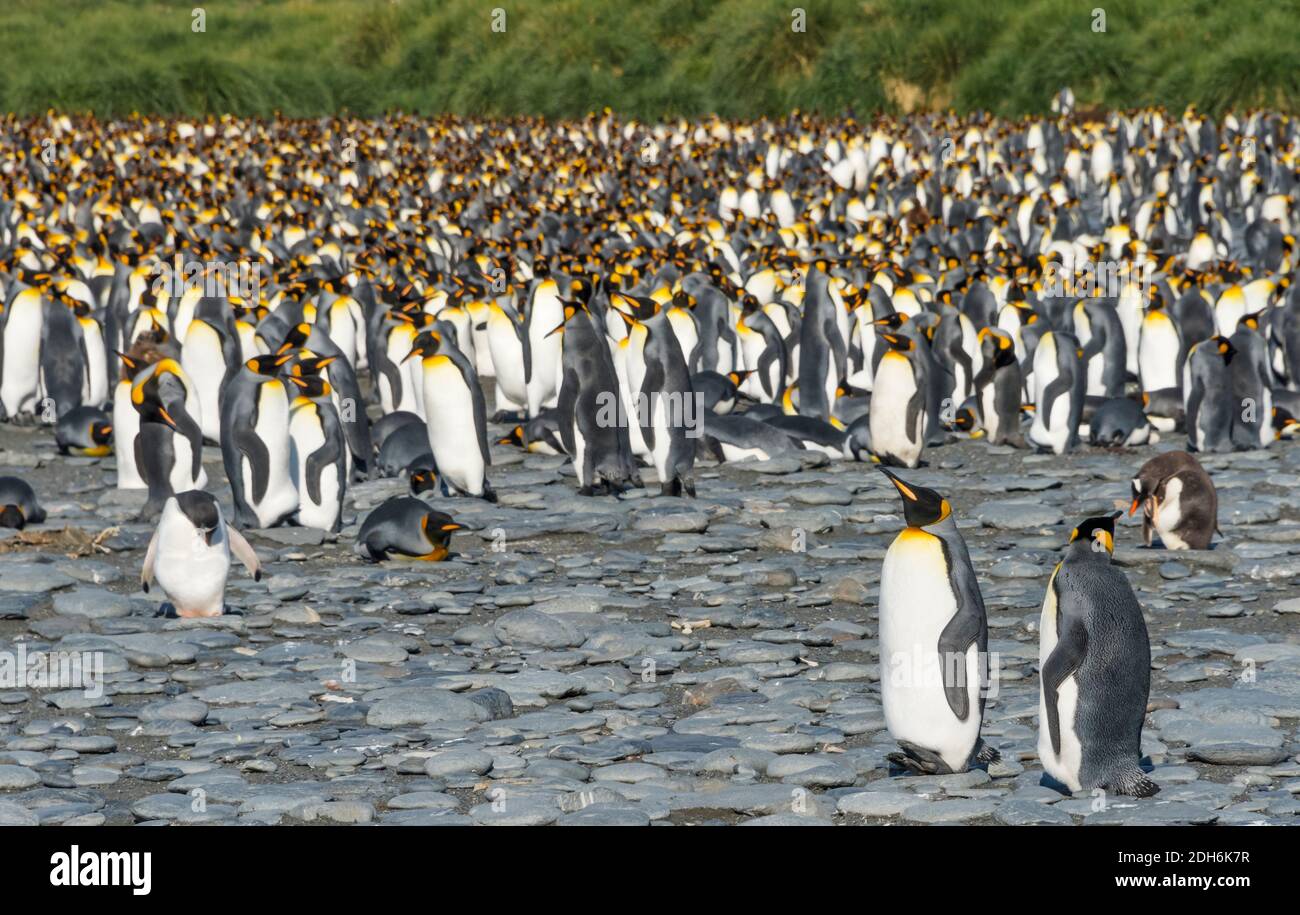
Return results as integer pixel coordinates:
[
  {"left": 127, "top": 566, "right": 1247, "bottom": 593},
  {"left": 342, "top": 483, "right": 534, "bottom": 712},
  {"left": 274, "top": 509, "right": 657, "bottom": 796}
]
[
  {"left": 406, "top": 331, "right": 496, "bottom": 501},
  {"left": 869, "top": 333, "right": 926, "bottom": 467},
  {"left": 1038, "top": 512, "right": 1157, "bottom": 797},
  {"left": 220, "top": 354, "right": 299, "bottom": 528},
  {"left": 878, "top": 467, "right": 999, "bottom": 775},
  {"left": 287, "top": 374, "right": 348, "bottom": 532},
  {"left": 354, "top": 496, "right": 463, "bottom": 561}
]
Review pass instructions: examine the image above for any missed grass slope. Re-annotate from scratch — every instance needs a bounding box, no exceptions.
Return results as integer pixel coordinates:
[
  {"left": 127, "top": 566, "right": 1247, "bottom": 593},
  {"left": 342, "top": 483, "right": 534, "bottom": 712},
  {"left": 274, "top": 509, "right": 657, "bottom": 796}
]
[{"left": 1, "top": 0, "right": 1296, "bottom": 117}]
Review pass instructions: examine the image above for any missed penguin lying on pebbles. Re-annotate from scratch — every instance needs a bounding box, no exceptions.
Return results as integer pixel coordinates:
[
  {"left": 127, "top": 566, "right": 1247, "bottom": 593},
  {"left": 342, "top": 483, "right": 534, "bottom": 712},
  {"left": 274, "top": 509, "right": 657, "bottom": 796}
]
[
  {"left": 354, "top": 496, "right": 463, "bottom": 562},
  {"left": 0, "top": 477, "right": 45, "bottom": 530},
  {"left": 142, "top": 491, "right": 262, "bottom": 618}
]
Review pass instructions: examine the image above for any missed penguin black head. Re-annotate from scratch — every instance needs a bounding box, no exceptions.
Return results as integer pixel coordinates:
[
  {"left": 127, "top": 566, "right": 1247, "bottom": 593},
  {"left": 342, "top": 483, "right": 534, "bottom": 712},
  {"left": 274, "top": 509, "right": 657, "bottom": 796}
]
[
  {"left": 247, "top": 354, "right": 292, "bottom": 376},
  {"left": 879, "top": 466, "right": 950, "bottom": 528},
  {"left": 90, "top": 420, "right": 113, "bottom": 446},
  {"left": 0, "top": 504, "right": 25, "bottom": 530},
  {"left": 403, "top": 330, "right": 443, "bottom": 362},
  {"left": 880, "top": 332, "right": 915, "bottom": 352},
  {"left": 498, "top": 425, "right": 525, "bottom": 448},
  {"left": 1068, "top": 511, "right": 1121, "bottom": 556},
  {"left": 409, "top": 465, "right": 439, "bottom": 494},
  {"left": 287, "top": 374, "right": 332, "bottom": 399},
  {"left": 421, "top": 510, "right": 463, "bottom": 553},
  {"left": 176, "top": 490, "right": 221, "bottom": 544},
  {"left": 276, "top": 323, "right": 313, "bottom": 354}
]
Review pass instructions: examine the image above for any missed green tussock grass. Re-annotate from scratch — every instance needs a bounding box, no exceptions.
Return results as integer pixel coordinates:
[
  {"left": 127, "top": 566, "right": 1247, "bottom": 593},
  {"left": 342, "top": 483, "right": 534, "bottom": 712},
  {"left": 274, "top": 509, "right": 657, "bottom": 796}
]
[{"left": 0, "top": 0, "right": 1297, "bottom": 117}]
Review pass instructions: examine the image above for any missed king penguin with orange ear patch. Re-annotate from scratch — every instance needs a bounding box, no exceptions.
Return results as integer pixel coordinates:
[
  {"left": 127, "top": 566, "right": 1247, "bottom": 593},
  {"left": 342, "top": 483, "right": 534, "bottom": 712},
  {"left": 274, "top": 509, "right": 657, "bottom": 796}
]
[
  {"left": 1038, "top": 512, "right": 1157, "bottom": 797},
  {"left": 878, "top": 467, "right": 999, "bottom": 774}
]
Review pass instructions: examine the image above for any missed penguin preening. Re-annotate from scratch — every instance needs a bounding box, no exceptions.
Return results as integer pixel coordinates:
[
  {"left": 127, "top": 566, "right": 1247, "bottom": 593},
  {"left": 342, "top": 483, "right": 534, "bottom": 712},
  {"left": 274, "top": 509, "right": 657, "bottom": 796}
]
[
  {"left": 1038, "top": 512, "right": 1157, "bottom": 797},
  {"left": 1129, "top": 450, "right": 1218, "bottom": 549}
]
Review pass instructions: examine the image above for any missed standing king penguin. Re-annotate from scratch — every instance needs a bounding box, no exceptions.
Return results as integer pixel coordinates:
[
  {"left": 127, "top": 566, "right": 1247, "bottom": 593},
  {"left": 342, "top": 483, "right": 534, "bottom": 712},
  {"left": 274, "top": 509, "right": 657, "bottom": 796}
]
[
  {"left": 878, "top": 467, "right": 999, "bottom": 774},
  {"left": 1038, "top": 513, "right": 1157, "bottom": 796}
]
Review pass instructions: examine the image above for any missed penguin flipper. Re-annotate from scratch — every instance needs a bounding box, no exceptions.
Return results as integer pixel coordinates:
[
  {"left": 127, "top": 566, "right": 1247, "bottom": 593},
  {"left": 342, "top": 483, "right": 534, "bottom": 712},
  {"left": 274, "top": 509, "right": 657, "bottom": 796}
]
[
  {"left": 141, "top": 526, "right": 159, "bottom": 593},
  {"left": 233, "top": 423, "right": 272, "bottom": 505},
  {"left": 1040, "top": 376, "right": 1070, "bottom": 430},
  {"left": 304, "top": 435, "right": 343, "bottom": 508},
  {"left": 1041, "top": 613, "right": 1089, "bottom": 757},
  {"left": 226, "top": 524, "right": 263, "bottom": 581},
  {"left": 936, "top": 586, "right": 983, "bottom": 722},
  {"left": 639, "top": 359, "right": 665, "bottom": 451},
  {"left": 1107, "top": 768, "right": 1160, "bottom": 798}
]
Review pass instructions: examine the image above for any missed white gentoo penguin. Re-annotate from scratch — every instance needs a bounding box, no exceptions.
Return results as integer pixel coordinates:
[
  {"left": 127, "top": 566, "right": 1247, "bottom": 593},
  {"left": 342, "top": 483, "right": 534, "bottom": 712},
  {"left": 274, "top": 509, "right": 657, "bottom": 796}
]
[
  {"left": 1038, "top": 512, "right": 1157, "bottom": 797},
  {"left": 0, "top": 283, "right": 47, "bottom": 421},
  {"left": 141, "top": 490, "right": 262, "bottom": 618},
  {"left": 130, "top": 357, "right": 208, "bottom": 518},
  {"left": 405, "top": 331, "right": 496, "bottom": 501},
  {"left": 1027, "top": 331, "right": 1085, "bottom": 455},
  {"left": 286, "top": 374, "right": 347, "bottom": 532},
  {"left": 1129, "top": 451, "right": 1217, "bottom": 550},
  {"left": 55, "top": 405, "right": 113, "bottom": 456},
  {"left": 869, "top": 332, "right": 926, "bottom": 467},
  {"left": 1182, "top": 335, "right": 1237, "bottom": 453},
  {"left": 0, "top": 476, "right": 45, "bottom": 529},
  {"left": 971, "top": 327, "right": 1023, "bottom": 447},
  {"left": 354, "top": 496, "right": 463, "bottom": 561},
  {"left": 220, "top": 354, "right": 299, "bottom": 529},
  {"left": 877, "top": 467, "right": 999, "bottom": 775}
]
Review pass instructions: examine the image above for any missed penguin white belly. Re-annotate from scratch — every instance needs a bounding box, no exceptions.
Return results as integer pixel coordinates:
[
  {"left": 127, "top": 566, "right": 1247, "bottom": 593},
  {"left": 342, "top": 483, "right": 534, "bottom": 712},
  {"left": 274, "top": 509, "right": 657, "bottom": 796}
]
[
  {"left": 880, "top": 531, "right": 981, "bottom": 772},
  {"left": 1038, "top": 571, "right": 1084, "bottom": 791},
  {"left": 1154, "top": 477, "right": 1187, "bottom": 549},
  {"left": 168, "top": 431, "right": 208, "bottom": 493},
  {"left": 289, "top": 409, "right": 338, "bottom": 529},
  {"left": 617, "top": 349, "right": 652, "bottom": 461},
  {"left": 1, "top": 296, "right": 44, "bottom": 417},
  {"left": 719, "top": 443, "right": 770, "bottom": 462},
  {"left": 182, "top": 323, "right": 226, "bottom": 443},
  {"left": 81, "top": 323, "right": 109, "bottom": 406},
  {"left": 870, "top": 354, "right": 922, "bottom": 466},
  {"left": 649, "top": 394, "right": 674, "bottom": 479},
  {"left": 487, "top": 321, "right": 527, "bottom": 406},
  {"left": 526, "top": 334, "right": 562, "bottom": 416},
  {"left": 113, "top": 381, "right": 146, "bottom": 489},
  {"left": 1139, "top": 323, "right": 1179, "bottom": 391},
  {"left": 155, "top": 526, "right": 230, "bottom": 617},
  {"left": 980, "top": 382, "right": 1001, "bottom": 439},
  {"left": 571, "top": 419, "right": 588, "bottom": 486},
  {"left": 423, "top": 363, "right": 485, "bottom": 495},
  {"left": 243, "top": 382, "right": 297, "bottom": 526}
]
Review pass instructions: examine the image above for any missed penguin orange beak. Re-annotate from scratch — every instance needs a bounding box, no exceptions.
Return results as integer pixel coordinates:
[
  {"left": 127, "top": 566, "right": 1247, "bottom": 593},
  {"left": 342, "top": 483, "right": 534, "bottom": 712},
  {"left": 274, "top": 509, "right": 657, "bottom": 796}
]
[
  {"left": 158, "top": 407, "right": 178, "bottom": 431},
  {"left": 878, "top": 466, "right": 917, "bottom": 501},
  {"left": 1128, "top": 497, "right": 1141, "bottom": 516},
  {"left": 401, "top": 347, "right": 424, "bottom": 364},
  {"left": 440, "top": 523, "right": 463, "bottom": 532},
  {"left": 545, "top": 321, "right": 566, "bottom": 338}
]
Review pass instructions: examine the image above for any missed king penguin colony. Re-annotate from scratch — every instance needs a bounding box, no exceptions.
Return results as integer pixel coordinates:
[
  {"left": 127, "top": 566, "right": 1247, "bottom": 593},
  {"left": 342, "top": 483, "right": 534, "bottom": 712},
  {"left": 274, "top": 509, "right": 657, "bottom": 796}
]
[{"left": 0, "top": 97, "right": 1294, "bottom": 800}]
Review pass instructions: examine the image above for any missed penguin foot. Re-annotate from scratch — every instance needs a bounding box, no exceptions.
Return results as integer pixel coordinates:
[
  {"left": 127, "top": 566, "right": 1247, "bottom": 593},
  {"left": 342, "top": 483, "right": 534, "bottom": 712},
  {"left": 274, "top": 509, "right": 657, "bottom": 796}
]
[
  {"left": 888, "top": 741, "right": 955, "bottom": 775},
  {"left": 154, "top": 602, "right": 178, "bottom": 619},
  {"left": 1107, "top": 769, "right": 1160, "bottom": 798},
  {"left": 971, "top": 739, "right": 1001, "bottom": 765},
  {"left": 480, "top": 482, "right": 498, "bottom": 503},
  {"left": 222, "top": 606, "right": 245, "bottom": 617}
]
